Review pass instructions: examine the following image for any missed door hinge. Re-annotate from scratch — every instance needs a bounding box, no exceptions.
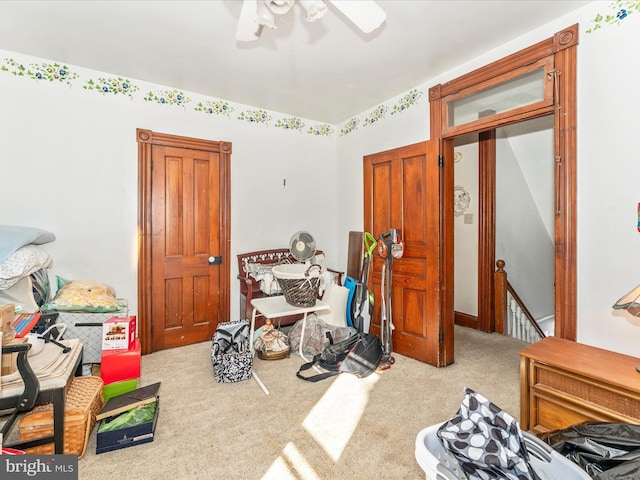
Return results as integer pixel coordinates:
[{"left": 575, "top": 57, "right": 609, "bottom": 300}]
[
  {"left": 439, "top": 331, "right": 444, "bottom": 344},
  {"left": 438, "top": 155, "right": 444, "bottom": 167},
  {"left": 208, "top": 256, "right": 222, "bottom": 265}
]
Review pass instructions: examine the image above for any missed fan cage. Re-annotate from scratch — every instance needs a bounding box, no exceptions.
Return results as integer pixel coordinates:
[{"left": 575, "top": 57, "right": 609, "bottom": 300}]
[{"left": 290, "top": 231, "right": 317, "bottom": 262}]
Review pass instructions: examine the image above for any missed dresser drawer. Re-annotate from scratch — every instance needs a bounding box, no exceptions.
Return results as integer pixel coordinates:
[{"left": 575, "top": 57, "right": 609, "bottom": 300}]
[{"left": 520, "top": 337, "right": 640, "bottom": 432}]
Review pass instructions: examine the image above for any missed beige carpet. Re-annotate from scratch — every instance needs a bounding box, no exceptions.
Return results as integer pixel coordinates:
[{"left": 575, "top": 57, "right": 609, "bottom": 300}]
[{"left": 77, "top": 326, "right": 529, "bottom": 480}]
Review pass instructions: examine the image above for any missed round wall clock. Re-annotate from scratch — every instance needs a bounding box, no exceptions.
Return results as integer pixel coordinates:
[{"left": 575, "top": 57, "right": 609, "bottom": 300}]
[{"left": 454, "top": 185, "right": 470, "bottom": 216}]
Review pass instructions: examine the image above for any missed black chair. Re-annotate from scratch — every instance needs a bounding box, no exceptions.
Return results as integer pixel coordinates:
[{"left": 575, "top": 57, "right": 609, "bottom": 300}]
[{"left": 0, "top": 343, "right": 40, "bottom": 442}]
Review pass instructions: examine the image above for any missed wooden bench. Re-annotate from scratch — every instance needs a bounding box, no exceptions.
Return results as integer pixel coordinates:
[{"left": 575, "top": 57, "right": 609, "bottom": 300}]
[{"left": 237, "top": 248, "right": 341, "bottom": 327}]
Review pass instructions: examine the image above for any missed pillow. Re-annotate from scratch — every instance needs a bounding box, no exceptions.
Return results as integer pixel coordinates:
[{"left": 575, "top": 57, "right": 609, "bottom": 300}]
[{"left": 0, "top": 225, "right": 56, "bottom": 264}]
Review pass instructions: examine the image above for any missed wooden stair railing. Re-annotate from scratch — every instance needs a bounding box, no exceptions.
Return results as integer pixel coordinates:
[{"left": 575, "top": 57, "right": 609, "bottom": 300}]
[{"left": 495, "top": 259, "right": 545, "bottom": 343}]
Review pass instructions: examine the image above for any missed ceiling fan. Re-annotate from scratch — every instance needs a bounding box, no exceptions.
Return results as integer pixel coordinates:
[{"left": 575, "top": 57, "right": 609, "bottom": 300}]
[{"left": 235, "top": 0, "right": 387, "bottom": 42}]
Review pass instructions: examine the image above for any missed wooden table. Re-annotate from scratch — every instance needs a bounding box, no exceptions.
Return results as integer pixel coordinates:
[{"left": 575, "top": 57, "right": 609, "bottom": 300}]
[
  {"left": 520, "top": 336, "right": 640, "bottom": 433},
  {"left": 1, "top": 339, "right": 83, "bottom": 453}
]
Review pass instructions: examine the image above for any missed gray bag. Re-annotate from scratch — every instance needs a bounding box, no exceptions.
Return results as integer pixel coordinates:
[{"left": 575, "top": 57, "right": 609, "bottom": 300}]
[{"left": 296, "top": 332, "right": 383, "bottom": 382}]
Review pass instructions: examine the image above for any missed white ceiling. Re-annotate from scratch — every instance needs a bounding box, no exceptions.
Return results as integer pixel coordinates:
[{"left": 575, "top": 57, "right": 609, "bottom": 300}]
[{"left": 0, "top": 1, "right": 591, "bottom": 124}]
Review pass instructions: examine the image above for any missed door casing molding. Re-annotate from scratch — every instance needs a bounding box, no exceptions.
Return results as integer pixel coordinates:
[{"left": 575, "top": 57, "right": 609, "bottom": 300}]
[
  {"left": 429, "top": 25, "right": 578, "bottom": 355},
  {"left": 136, "top": 128, "right": 232, "bottom": 354}
]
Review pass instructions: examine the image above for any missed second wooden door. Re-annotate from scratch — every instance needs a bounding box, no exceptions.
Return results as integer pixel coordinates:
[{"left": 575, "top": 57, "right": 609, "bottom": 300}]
[{"left": 364, "top": 140, "right": 450, "bottom": 366}]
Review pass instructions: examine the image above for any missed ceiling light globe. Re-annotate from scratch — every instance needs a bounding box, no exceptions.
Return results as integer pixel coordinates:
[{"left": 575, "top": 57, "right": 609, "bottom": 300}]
[
  {"left": 265, "top": 0, "right": 295, "bottom": 15},
  {"left": 299, "top": 0, "right": 328, "bottom": 22}
]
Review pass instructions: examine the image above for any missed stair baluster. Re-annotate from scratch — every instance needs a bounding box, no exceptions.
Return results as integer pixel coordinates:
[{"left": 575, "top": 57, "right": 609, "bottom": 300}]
[{"left": 495, "top": 259, "right": 546, "bottom": 343}]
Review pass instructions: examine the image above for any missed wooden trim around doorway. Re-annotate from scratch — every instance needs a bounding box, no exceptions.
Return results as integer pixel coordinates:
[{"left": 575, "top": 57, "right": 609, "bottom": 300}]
[
  {"left": 136, "top": 128, "right": 232, "bottom": 354},
  {"left": 429, "top": 24, "right": 578, "bottom": 343}
]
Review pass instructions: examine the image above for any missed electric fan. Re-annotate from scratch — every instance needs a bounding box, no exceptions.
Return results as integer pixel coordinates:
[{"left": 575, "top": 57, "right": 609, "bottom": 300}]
[
  {"left": 272, "top": 231, "right": 321, "bottom": 307},
  {"left": 289, "top": 231, "right": 317, "bottom": 263}
]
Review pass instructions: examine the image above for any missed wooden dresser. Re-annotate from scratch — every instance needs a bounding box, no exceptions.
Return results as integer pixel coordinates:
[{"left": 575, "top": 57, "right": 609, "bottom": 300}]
[{"left": 520, "top": 336, "right": 640, "bottom": 433}]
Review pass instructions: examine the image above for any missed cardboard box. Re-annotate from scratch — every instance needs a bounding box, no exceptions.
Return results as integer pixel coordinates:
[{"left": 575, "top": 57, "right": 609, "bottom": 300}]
[
  {"left": 1, "top": 303, "right": 15, "bottom": 344},
  {"left": 1, "top": 336, "right": 28, "bottom": 376},
  {"left": 58, "top": 310, "right": 126, "bottom": 363},
  {"left": 96, "top": 398, "right": 159, "bottom": 454},
  {"left": 100, "top": 338, "right": 141, "bottom": 385},
  {"left": 102, "top": 378, "right": 139, "bottom": 404},
  {"left": 102, "top": 316, "right": 136, "bottom": 351}
]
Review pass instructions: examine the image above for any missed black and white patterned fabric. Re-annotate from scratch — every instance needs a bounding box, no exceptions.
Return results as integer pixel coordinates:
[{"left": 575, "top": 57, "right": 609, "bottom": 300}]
[
  {"left": 437, "top": 388, "right": 540, "bottom": 480},
  {"left": 212, "top": 350, "right": 253, "bottom": 383},
  {"left": 211, "top": 320, "right": 252, "bottom": 383},
  {"left": 211, "top": 320, "right": 250, "bottom": 356}
]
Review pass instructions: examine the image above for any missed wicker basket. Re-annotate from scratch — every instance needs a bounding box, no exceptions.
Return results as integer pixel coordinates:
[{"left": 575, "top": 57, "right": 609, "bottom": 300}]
[
  {"left": 18, "top": 375, "right": 104, "bottom": 459},
  {"left": 272, "top": 263, "right": 323, "bottom": 307}
]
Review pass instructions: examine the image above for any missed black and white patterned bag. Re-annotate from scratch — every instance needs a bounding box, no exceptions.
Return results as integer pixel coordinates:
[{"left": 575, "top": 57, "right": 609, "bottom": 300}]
[
  {"left": 211, "top": 320, "right": 252, "bottom": 383},
  {"left": 437, "top": 388, "right": 540, "bottom": 480}
]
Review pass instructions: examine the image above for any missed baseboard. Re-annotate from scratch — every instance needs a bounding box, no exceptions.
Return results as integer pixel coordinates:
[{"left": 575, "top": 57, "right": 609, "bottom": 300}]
[{"left": 454, "top": 311, "right": 479, "bottom": 329}]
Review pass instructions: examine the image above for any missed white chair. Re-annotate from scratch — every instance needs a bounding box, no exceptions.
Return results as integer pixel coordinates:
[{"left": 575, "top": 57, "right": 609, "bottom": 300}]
[{"left": 317, "top": 283, "right": 349, "bottom": 328}]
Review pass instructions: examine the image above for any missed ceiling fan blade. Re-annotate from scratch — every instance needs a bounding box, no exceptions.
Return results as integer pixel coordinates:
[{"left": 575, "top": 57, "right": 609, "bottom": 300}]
[
  {"left": 236, "top": 0, "right": 263, "bottom": 42},
  {"left": 329, "top": 0, "right": 386, "bottom": 34}
]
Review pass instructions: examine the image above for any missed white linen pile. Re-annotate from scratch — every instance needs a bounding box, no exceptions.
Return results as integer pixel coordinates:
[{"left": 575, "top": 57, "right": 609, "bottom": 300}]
[{"left": 0, "top": 244, "right": 52, "bottom": 290}]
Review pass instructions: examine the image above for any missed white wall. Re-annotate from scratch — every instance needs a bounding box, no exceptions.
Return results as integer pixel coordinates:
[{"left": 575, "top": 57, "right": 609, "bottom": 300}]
[
  {"left": 576, "top": 4, "right": 640, "bottom": 354},
  {"left": 453, "top": 142, "right": 479, "bottom": 316},
  {"left": 0, "top": 53, "right": 338, "bottom": 319}
]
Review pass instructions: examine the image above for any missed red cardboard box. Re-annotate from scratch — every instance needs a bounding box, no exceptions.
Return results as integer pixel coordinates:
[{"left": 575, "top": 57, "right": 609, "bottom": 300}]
[
  {"left": 101, "top": 338, "right": 141, "bottom": 385},
  {"left": 102, "top": 316, "right": 137, "bottom": 350}
]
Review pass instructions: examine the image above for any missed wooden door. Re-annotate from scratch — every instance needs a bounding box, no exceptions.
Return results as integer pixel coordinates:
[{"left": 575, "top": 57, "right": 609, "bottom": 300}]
[
  {"left": 137, "top": 129, "right": 231, "bottom": 354},
  {"left": 364, "top": 140, "right": 450, "bottom": 366}
]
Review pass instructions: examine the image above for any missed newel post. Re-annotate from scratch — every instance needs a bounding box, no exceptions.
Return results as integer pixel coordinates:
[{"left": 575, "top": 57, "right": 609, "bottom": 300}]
[{"left": 495, "top": 260, "right": 507, "bottom": 334}]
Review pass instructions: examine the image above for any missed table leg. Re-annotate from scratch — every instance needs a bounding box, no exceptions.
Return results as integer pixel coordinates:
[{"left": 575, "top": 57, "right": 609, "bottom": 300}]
[
  {"left": 52, "top": 387, "right": 65, "bottom": 454},
  {"left": 298, "top": 312, "right": 309, "bottom": 361},
  {"left": 252, "top": 371, "right": 269, "bottom": 396},
  {"left": 250, "top": 308, "right": 257, "bottom": 355},
  {"left": 249, "top": 308, "right": 270, "bottom": 395}
]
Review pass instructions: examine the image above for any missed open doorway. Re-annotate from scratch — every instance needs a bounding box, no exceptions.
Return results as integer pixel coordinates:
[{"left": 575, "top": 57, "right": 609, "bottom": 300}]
[
  {"left": 453, "top": 117, "right": 555, "bottom": 336},
  {"left": 430, "top": 24, "right": 577, "bottom": 365}
]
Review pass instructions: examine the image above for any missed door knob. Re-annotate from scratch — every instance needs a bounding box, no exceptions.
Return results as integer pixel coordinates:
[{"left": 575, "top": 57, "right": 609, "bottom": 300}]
[{"left": 208, "top": 256, "right": 222, "bottom": 265}]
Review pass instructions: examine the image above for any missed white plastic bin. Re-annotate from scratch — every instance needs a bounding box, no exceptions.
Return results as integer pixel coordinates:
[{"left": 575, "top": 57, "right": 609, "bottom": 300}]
[{"left": 415, "top": 422, "right": 591, "bottom": 480}]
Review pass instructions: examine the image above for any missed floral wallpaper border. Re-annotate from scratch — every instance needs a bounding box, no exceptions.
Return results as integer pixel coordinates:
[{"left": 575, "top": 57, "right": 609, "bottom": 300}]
[
  {"left": 3, "top": 3, "right": 637, "bottom": 136},
  {"left": 586, "top": 0, "right": 640, "bottom": 33},
  {"left": 0, "top": 52, "right": 425, "bottom": 138}
]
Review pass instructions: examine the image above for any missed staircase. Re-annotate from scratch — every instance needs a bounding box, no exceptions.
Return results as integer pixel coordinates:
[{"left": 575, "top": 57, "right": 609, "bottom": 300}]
[{"left": 495, "top": 259, "right": 547, "bottom": 343}]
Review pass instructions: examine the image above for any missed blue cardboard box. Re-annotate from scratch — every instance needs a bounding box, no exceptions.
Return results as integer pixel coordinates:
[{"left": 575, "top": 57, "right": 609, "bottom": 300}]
[{"left": 96, "top": 399, "right": 159, "bottom": 454}]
